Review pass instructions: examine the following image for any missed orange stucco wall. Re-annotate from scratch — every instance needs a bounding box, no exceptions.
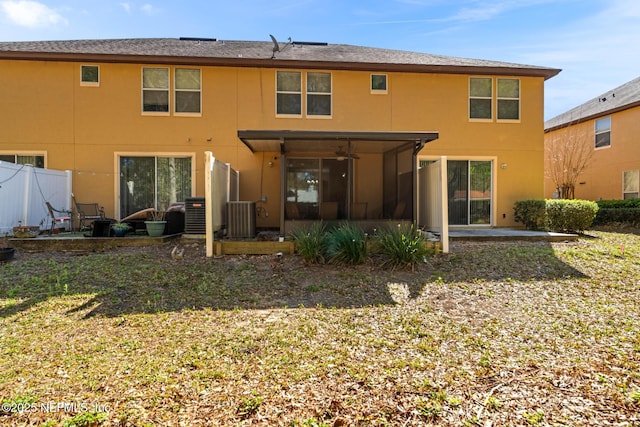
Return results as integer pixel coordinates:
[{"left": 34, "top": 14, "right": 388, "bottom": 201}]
[
  {"left": 0, "top": 59, "right": 547, "bottom": 227},
  {"left": 544, "top": 106, "right": 640, "bottom": 201}
]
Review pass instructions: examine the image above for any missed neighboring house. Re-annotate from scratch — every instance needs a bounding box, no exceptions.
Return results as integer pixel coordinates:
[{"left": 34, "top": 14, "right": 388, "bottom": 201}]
[
  {"left": 0, "top": 37, "right": 559, "bottom": 235},
  {"left": 544, "top": 76, "right": 640, "bottom": 201}
]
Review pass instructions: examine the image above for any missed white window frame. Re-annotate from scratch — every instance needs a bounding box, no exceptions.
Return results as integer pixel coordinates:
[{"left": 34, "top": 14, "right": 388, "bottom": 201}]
[
  {"left": 623, "top": 169, "right": 639, "bottom": 199},
  {"left": 80, "top": 65, "right": 100, "bottom": 87},
  {"left": 306, "top": 71, "right": 332, "bottom": 118},
  {"left": 276, "top": 70, "right": 303, "bottom": 117},
  {"left": 142, "top": 67, "right": 170, "bottom": 115},
  {"left": 174, "top": 68, "right": 202, "bottom": 116},
  {"left": 276, "top": 70, "right": 333, "bottom": 118},
  {"left": 469, "top": 77, "right": 493, "bottom": 121},
  {"left": 496, "top": 78, "right": 520, "bottom": 122},
  {"left": 595, "top": 116, "right": 611, "bottom": 149},
  {"left": 0, "top": 151, "right": 46, "bottom": 168},
  {"left": 371, "top": 73, "right": 388, "bottom": 94}
]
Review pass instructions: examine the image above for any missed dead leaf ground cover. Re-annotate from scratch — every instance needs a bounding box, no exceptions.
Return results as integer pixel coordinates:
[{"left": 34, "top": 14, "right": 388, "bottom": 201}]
[{"left": 0, "top": 229, "right": 639, "bottom": 426}]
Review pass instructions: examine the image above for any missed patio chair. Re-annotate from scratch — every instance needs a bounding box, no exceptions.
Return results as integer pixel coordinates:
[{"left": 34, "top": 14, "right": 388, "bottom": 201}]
[
  {"left": 72, "top": 194, "right": 105, "bottom": 231},
  {"left": 45, "top": 202, "right": 72, "bottom": 235}
]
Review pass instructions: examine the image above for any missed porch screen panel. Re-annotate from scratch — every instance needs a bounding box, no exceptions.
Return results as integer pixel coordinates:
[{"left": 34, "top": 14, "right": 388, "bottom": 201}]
[
  {"left": 396, "top": 147, "right": 413, "bottom": 220},
  {"left": 322, "top": 159, "right": 348, "bottom": 219},
  {"left": 120, "top": 156, "right": 155, "bottom": 218},
  {"left": 448, "top": 160, "right": 468, "bottom": 225},
  {"left": 286, "top": 159, "right": 320, "bottom": 219},
  {"left": 383, "top": 150, "right": 397, "bottom": 218}
]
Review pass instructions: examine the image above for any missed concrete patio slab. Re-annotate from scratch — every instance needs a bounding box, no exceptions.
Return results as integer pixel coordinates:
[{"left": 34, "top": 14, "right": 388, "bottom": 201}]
[{"left": 448, "top": 228, "right": 578, "bottom": 242}]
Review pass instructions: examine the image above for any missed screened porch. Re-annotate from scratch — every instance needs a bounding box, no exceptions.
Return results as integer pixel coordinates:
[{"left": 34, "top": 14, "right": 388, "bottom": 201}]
[{"left": 238, "top": 130, "right": 439, "bottom": 236}]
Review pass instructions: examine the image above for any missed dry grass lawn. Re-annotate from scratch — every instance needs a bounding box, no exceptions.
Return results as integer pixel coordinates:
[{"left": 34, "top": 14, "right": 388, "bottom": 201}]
[{"left": 0, "top": 228, "right": 639, "bottom": 426}]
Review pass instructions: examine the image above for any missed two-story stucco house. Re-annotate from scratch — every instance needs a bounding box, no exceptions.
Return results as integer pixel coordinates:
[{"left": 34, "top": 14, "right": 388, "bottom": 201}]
[
  {"left": 544, "top": 76, "right": 640, "bottom": 201},
  {"left": 0, "top": 37, "right": 559, "bottom": 235}
]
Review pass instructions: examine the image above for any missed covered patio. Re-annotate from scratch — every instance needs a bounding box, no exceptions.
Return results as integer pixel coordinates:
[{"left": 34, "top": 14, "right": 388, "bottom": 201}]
[{"left": 238, "top": 130, "right": 439, "bottom": 236}]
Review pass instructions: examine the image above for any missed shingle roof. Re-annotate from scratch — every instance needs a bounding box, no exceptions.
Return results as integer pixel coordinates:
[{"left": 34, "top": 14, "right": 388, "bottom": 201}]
[
  {"left": 545, "top": 76, "right": 640, "bottom": 131},
  {"left": 0, "top": 37, "right": 560, "bottom": 79}
]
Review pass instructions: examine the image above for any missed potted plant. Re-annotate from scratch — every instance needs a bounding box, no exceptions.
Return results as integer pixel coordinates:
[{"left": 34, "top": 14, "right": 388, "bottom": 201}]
[
  {"left": 144, "top": 210, "right": 166, "bottom": 237},
  {"left": 111, "top": 222, "right": 130, "bottom": 237},
  {"left": 12, "top": 225, "right": 40, "bottom": 238},
  {"left": 0, "top": 233, "right": 15, "bottom": 261}
]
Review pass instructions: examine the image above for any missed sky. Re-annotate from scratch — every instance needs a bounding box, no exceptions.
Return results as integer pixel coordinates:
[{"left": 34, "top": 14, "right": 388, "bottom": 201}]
[{"left": 0, "top": 0, "right": 639, "bottom": 121}]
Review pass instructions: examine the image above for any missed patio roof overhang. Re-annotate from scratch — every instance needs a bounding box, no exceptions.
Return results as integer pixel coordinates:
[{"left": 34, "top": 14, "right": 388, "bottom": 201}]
[{"left": 237, "top": 130, "right": 439, "bottom": 155}]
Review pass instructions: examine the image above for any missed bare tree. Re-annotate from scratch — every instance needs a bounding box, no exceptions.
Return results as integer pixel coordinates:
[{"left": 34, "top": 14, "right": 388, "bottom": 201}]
[{"left": 545, "top": 122, "right": 593, "bottom": 199}]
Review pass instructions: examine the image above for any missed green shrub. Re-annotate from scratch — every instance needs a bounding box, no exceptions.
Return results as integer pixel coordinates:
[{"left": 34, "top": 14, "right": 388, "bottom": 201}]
[
  {"left": 377, "top": 224, "right": 431, "bottom": 269},
  {"left": 597, "top": 199, "right": 640, "bottom": 209},
  {"left": 594, "top": 208, "right": 640, "bottom": 226},
  {"left": 545, "top": 199, "right": 598, "bottom": 233},
  {"left": 514, "top": 200, "right": 547, "bottom": 230},
  {"left": 593, "top": 199, "right": 640, "bottom": 226},
  {"left": 290, "top": 222, "right": 328, "bottom": 263},
  {"left": 326, "top": 223, "right": 367, "bottom": 265},
  {"left": 515, "top": 199, "right": 599, "bottom": 233}
]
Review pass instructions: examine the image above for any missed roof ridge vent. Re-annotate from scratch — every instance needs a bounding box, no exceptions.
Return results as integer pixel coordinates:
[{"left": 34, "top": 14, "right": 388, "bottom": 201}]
[
  {"left": 292, "top": 41, "right": 328, "bottom": 46},
  {"left": 179, "top": 37, "right": 217, "bottom": 42}
]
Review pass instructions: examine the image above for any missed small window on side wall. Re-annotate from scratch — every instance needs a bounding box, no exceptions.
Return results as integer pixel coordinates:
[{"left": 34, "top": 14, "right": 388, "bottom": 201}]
[
  {"left": 595, "top": 116, "right": 611, "bottom": 149},
  {"left": 81, "top": 65, "right": 99, "bottom": 86},
  {"left": 371, "top": 74, "right": 387, "bottom": 94}
]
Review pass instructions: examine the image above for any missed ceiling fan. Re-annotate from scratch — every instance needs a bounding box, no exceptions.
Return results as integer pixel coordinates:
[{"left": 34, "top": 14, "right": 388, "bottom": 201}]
[{"left": 335, "top": 146, "right": 359, "bottom": 160}]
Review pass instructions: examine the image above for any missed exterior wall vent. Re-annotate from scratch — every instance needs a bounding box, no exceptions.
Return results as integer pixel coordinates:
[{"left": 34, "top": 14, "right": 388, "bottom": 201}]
[
  {"left": 227, "top": 201, "right": 256, "bottom": 238},
  {"left": 184, "top": 197, "right": 206, "bottom": 234}
]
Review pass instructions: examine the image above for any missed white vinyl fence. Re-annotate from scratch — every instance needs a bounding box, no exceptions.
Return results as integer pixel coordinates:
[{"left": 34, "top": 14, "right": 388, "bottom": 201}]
[
  {"left": 418, "top": 156, "right": 449, "bottom": 253},
  {"left": 0, "top": 161, "right": 72, "bottom": 236},
  {"left": 204, "top": 152, "right": 239, "bottom": 257}
]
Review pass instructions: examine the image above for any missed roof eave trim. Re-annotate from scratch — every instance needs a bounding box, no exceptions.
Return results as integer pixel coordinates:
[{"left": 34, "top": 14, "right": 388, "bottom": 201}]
[
  {"left": 0, "top": 50, "right": 561, "bottom": 79},
  {"left": 545, "top": 100, "right": 640, "bottom": 132},
  {"left": 238, "top": 130, "right": 439, "bottom": 142},
  {"left": 237, "top": 130, "right": 439, "bottom": 153}
]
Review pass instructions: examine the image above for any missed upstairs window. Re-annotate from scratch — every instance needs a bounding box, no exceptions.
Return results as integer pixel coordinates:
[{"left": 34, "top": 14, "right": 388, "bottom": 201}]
[
  {"left": 595, "top": 116, "right": 611, "bottom": 149},
  {"left": 175, "top": 68, "right": 201, "bottom": 114},
  {"left": 142, "top": 67, "right": 169, "bottom": 113},
  {"left": 470, "top": 77, "right": 520, "bottom": 121},
  {"left": 497, "top": 78, "right": 520, "bottom": 120},
  {"left": 276, "top": 71, "right": 302, "bottom": 116},
  {"left": 307, "top": 72, "right": 331, "bottom": 116},
  {"left": 469, "top": 77, "right": 492, "bottom": 120},
  {"left": 80, "top": 65, "right": 99, "bottom": 86},
  {"left": 371, "top": 74, "right": 388, "bottom": 94}
]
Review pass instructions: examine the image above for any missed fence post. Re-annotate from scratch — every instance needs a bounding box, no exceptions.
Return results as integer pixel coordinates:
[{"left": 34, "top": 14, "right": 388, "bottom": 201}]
[
  {"left": 22, "top": 165, "right": 32, "bottom": 225},
  {"left": 205, "top": 151, "right": 213, "bottom": 258}
]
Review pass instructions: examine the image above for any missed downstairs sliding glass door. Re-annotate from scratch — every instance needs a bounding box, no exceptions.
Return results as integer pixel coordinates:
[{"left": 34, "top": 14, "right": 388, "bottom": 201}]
[
  {"left": 447, "top": 160, "right": 492, "bottom": 225},
  {"left": 119, "top": 156, "right": 192, "bottom": 218}
]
